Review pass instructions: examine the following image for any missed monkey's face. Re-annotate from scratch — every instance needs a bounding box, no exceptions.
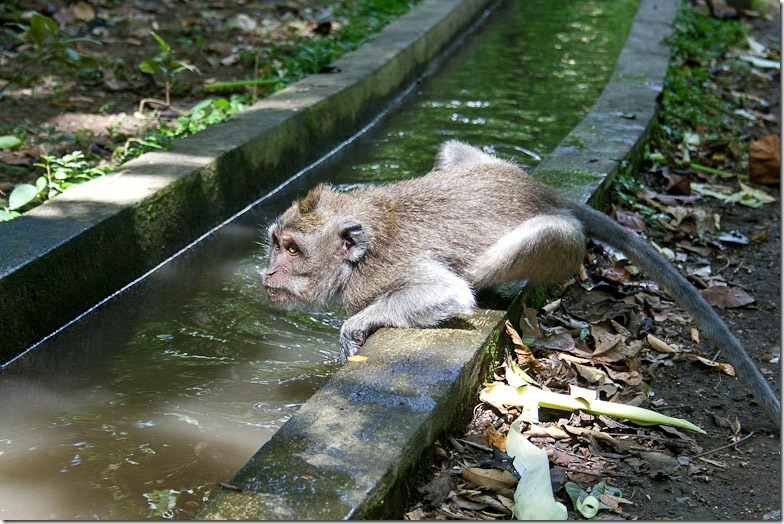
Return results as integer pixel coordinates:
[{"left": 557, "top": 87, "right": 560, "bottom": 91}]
[
  {"left": 262, "top": 227, "right": 320, "bottom": 307},
  {"left": 262, "top": 185, "right": 370, "bottom": 308},
  {"left": 261, "top": 219, "right": 368, "bottom": 308}
]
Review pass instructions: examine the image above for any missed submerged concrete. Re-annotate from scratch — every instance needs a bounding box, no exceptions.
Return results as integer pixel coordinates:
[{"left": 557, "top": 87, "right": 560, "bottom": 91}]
[{"left": 0, "top": 0, "right": 492, "bottom": 365}]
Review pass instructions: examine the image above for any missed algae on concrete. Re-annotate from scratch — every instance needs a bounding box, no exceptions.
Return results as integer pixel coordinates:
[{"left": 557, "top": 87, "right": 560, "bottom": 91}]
[{"left": 199, "top": 310, "right": 506, "bottom": 520}]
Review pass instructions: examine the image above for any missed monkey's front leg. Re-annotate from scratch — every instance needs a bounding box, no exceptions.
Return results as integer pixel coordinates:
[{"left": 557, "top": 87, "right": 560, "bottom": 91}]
[{"left": 338, "top": 262, "right": 476, "bottom": 364}]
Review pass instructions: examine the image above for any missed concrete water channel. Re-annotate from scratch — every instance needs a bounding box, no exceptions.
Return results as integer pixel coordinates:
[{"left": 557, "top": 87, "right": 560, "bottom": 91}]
[{"left": 0, "top": 0, "right": 677, "bottom": 519}]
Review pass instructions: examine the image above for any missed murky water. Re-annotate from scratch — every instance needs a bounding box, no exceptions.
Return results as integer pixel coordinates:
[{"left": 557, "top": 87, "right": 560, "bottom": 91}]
[{"left": 0, "top": 0, "right": 637, "bottom": 519}]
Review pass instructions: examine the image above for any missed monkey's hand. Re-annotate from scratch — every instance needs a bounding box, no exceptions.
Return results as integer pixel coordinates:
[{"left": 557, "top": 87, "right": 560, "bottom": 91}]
[
  {"left": 337, "top": 263, "right": 476, "bottom": 365},
  {"left": 338, "top": 318, "right": 370, "bottom": 365}
]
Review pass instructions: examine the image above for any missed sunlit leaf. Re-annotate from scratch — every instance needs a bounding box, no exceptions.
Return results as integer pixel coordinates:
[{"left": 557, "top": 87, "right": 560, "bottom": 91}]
[
  {"left": 0, "top": 135, "right": 22, "bottom": 150},
  {"left": 480, "top": 382, "right": 706, "bottom": 433},
  {"left": 8, "top": 184, "right": 39, "bottom": 210},
  {"left": 139, "top": 58, "right": 163, "bottom": 74},
  {"left": 691, "top": 355, "right": 736, "bottom": 376},
  {"left": 739, "top": 55, "right": 780, "bottom": 69}
]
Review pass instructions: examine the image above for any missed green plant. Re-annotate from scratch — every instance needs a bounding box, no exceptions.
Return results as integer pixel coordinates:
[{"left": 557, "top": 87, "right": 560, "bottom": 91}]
[
  {"left": 0, "top": 151, "right": 110, "bottom": 220},
  {"left": 0, "top": 12, "right": 99, "bottom": 95},
  {"left": 113, "top": 96, "right": 249, "bottom": 165},
  {"left": 138, "top": 30, "right": 200, "bottom": 110},
  {"left": 36, "top": 151, "right": 109, "bottom": 197},
  {"left": 658, "top": 4, "right": 747, "bottom": 140}
]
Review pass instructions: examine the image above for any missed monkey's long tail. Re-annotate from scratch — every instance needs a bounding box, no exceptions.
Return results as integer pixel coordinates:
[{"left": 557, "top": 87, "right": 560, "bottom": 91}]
[{"left": 571, "top": 203, "right": 781, "bottom": 429}]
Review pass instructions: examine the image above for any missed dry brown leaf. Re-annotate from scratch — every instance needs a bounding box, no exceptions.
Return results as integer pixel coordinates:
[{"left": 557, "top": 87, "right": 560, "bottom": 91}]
[
  {"left": 591, "top": 322, "right": 638, "bottom": 362},
  {"left": 519, "top": 307, "right": 543, "bottom": 338},
  {"left": 572, "top": 362, "right": 609, "bottom": 384},
  {"left": 563, "top": 425, "right": 619, "bottom": 446},
  {"left": 534, "top": 332, "right": 576, "bottom": 353},
  {"left": 496, "top": 494, "right": 515, "bottom": 510},
  {"left": 749, "top": 133, "right": 781, "bottom": 185},
  {"left": 602, "top": 366, "right": 643, "bottom": 386},
  {"left": 700, "top": 286, "right": 755, "bottom": 308},
  {"left": 461, "top": 468, "right": 518, "bottom": 490},
  {"left": 556, "top": 352, "right": 592, "bottom": 365},
  {"left": 597, "top": 264, "right": 634, "bottom": 286},
  {"left": 466, "top": 494, "right": 512, "bottom": 514},
  {"left": 484, "top": 424, "right": 507, "bottom": 452},
  {"left": 600, "top": 491, "right": 635, "bottom": 510},
  {"left": 691, "top": 355, "right": 736, "bottom": 376},
  {"left": 419, "top": 474, "right": 452, "bottom": 506},
  {"left": 456, "top": 496, "right": 490, "bottom": 511},
  {"left": 613, "top": 208, "right": 647, "bottom": 231},
  {"left": 505, "top": 320, "right": 546, "bottom": 373},
  {"left": 664, "top": 172, "right": 692, "bottom": 195},
  {"left": 523, "top": 424, "right": 570, "bottom": 439},
  {"left": 551, "top": 447, "right": 583, "bottom": 466},
  {"left": 404, "top": 507, "right": 427, "bottom": 520}
]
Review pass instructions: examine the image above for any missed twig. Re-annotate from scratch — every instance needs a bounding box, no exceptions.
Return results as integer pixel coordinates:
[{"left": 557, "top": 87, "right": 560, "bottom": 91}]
[
  {"left": 456, "top": 438, "right": 493, "bottom": 452},
  {"left": 693, "top": 431, "right": 756, "bottom": 458},
  {"left": 203, "top": 78, "right": 284, "bottom": 91}
]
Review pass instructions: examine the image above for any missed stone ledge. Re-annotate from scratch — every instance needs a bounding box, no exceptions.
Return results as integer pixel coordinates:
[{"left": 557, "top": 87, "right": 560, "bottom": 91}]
[{"left": 198, "top": 310, "right": 506, "bottom": 520}]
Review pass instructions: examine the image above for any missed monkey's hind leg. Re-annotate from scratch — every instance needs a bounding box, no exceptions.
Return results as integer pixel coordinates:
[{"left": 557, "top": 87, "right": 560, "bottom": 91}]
[
  {"left": 469, "top": 215, "right": 586, "bottom": 286},
  {"left": 338, "top": 261, "right": 475, "bottom": 363}
]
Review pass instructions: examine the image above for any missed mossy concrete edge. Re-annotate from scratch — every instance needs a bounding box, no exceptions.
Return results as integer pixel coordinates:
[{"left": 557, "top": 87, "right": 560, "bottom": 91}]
[
  {"left": 0, "top": 0, "right": 493, "bottom": 365},
  {"left": 198, "top": 310, "right": 506, "bottom": 520},
  {"left": 534, "top": 0, "right": 679, "bottom": 206}
]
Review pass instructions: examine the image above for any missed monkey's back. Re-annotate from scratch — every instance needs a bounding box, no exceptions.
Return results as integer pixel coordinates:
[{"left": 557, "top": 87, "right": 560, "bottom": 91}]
[{"left": 337, "top": 162, "right": 571, "bottom": 307}]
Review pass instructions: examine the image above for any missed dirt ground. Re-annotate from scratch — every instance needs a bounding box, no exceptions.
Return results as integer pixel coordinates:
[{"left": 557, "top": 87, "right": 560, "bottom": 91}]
[{"left": 0, "top": 0, "right": 337, "bottom": 203}]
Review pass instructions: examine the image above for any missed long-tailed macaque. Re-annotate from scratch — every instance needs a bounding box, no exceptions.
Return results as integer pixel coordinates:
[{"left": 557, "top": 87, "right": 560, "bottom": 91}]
[{"left": 262, "top": 140, "right": 780, "bottom": 427}]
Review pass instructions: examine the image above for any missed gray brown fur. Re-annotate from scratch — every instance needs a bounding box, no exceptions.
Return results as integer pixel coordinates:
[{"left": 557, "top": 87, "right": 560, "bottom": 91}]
[{"left": 262, "top": 140, "right": 780, "bottom": 427}]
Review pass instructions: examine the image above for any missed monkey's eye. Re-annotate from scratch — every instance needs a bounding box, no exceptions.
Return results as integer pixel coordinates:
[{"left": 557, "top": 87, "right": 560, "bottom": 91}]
[{"left": 286, "top": 244, "right": 300, "bottom": 255}]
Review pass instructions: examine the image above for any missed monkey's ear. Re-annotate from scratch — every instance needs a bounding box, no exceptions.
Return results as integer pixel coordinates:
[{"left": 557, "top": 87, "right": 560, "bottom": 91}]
[{"left": 339, "top": 222, "right": 369, "bottom": 263}]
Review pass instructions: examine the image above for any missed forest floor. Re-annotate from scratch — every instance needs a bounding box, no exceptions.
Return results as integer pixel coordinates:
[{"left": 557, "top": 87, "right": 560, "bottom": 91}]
[{"left": 0, "top": 0, "right": 411, "bottom": 213}]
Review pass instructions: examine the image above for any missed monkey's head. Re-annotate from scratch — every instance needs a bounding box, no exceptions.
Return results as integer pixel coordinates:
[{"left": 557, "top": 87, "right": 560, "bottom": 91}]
[{"left": 262, "top": 184, "right": 369, "bottom": 307}]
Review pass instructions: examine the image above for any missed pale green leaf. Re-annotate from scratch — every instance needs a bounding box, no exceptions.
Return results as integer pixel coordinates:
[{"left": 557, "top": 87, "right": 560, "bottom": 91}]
[
  {"left": 0, "top": 135, "right": 22, "bottom": 150},
  {"left": 8, "top": 184, "right": 39, "bottom": 210}
]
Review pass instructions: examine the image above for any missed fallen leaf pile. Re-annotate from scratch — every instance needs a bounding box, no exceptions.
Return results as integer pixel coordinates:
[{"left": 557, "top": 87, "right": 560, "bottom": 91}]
[{"left": 406, "top": 190, "right": 769, "bottom": 519}]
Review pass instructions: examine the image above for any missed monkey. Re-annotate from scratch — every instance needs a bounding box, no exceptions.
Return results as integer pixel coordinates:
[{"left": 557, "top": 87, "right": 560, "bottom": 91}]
[{"left": 262, "top": 140, "right": 781, "bottom": 427}]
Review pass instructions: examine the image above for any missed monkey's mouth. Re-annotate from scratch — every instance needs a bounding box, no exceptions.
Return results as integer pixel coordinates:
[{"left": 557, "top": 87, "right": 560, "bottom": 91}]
[{"left": 264, "top": 285, "right": 296, "bottom": 303}]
